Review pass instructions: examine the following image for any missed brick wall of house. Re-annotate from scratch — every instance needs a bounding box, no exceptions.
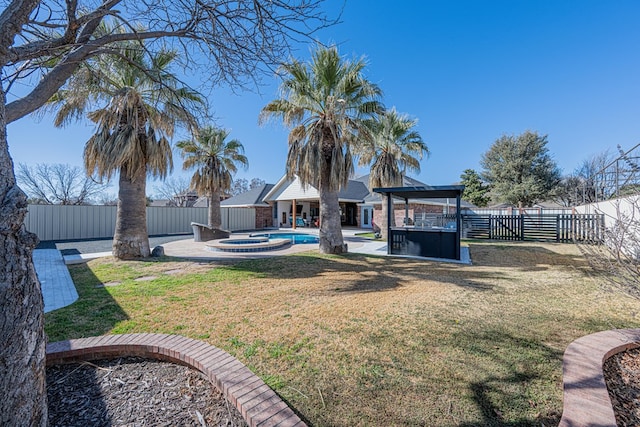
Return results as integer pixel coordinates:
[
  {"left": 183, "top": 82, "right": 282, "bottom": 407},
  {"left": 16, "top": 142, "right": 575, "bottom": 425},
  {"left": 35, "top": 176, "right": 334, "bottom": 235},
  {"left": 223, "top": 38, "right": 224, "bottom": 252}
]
[{"left": 255, "top": 206, "right": 273, "bottom": 229}]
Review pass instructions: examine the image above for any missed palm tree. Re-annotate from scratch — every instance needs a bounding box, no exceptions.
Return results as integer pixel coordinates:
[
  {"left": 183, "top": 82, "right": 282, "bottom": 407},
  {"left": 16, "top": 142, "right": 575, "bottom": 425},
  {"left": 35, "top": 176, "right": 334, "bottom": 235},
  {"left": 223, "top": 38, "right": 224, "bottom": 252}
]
[
  {"left": 359, "top": 108, "right": 429, "bottom": 239},
  {"left": 177, "top": 126, "right": 248, "bottom": 228},
  {"left": 49, "top": 42, "right": 203, "bottom": 259},
  {"left": 260, "top": 45, "right": 383, "bottom": 253}
]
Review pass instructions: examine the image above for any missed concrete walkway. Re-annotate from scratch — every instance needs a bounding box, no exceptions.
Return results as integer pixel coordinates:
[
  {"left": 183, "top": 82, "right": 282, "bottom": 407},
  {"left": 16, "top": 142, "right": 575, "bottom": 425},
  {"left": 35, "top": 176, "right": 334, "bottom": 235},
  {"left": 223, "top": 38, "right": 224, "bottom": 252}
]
[
  {"left": 33, "top": 249, "right": 79, "bottom": 313},
  {"left": 35, "top": 230, "right": 470, "bottom": 312}
]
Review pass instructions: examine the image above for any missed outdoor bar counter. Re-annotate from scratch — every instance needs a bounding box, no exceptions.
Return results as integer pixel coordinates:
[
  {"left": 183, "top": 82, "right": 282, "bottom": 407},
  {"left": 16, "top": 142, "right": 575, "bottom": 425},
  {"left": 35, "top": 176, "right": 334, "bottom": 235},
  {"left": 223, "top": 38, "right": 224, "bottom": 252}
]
[
  {"left": 389, "top": 226, "right": 457, "bottom": 259},
  {"left": 374, "top": 185, "right": 465, "bottom": 261}
]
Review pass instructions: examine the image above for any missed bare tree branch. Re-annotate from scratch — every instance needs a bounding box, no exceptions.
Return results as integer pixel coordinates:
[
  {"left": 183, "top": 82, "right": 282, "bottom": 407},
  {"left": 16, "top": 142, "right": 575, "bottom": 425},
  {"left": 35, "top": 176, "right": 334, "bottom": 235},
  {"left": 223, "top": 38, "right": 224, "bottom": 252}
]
[
  {"left": 575, "top": 196, "right": 640, "bottom": 298},
  {"left": 4, "top": 0, "right": 336, "bottom": 123},
  {"left": 16, "top": 162, "right": 108, "bottom": 204},
  {"left": 152, "top": 176, "right": 191, "bottom": 206}
]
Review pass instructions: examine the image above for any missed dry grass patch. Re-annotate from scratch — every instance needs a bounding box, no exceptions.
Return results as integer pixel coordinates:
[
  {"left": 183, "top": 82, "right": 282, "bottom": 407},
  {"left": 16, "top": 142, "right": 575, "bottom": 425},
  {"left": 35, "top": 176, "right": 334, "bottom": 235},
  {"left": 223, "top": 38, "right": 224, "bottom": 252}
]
[{"left": 46, "top": 241, "right": 640, "bottom": 426}]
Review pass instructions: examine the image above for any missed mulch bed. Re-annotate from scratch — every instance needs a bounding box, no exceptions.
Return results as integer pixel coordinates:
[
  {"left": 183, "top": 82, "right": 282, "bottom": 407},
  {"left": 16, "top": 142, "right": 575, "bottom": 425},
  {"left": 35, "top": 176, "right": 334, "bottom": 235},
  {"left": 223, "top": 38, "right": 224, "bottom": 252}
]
[
  {"left": 47, "top": 357, "right": 248, "bottom": 427},
  {"left": 604, "top": 347, "right": 640, "bottom": 426}
]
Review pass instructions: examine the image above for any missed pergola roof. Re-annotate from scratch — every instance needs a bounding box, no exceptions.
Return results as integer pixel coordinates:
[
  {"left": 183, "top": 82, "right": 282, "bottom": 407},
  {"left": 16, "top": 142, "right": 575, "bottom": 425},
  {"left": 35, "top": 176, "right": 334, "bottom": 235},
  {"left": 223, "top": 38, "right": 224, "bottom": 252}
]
[{"left": 373, "top": 185, "right": 465, "bottom": 200}]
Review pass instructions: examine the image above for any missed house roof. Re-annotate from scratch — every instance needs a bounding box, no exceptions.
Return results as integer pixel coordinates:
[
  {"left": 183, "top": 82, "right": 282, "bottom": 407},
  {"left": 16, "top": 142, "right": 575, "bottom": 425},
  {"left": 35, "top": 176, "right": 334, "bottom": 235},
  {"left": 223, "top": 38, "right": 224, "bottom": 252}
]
[
  {"left": 262, "top": 176, "right": 369, "bottom": 203},
  {"left": 225, "top": 174, "right": 472, "bottom": 208},
  {"left": 193, "top": 197, "right": 209, "bottom": 208},
  {"left": 337, "top": 180, "right": 370, "bottom": 202},
  {"left": 221, "top": 184, "right": 275, "bottom": 207}
]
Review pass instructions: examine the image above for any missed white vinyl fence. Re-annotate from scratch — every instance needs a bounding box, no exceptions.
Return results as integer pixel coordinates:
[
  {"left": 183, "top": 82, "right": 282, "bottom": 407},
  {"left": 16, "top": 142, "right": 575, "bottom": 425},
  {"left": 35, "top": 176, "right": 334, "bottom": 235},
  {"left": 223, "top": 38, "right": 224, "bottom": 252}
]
[{"left": 24, "top": 204, "right": 256, "bottom": 241}]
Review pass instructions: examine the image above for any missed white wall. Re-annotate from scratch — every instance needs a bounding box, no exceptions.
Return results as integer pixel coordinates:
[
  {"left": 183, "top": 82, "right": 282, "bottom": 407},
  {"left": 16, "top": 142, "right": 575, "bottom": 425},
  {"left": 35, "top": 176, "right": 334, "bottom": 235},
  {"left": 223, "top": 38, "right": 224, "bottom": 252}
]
[{"left": 575, "top": 196, "right": 640, "bottom": 257}]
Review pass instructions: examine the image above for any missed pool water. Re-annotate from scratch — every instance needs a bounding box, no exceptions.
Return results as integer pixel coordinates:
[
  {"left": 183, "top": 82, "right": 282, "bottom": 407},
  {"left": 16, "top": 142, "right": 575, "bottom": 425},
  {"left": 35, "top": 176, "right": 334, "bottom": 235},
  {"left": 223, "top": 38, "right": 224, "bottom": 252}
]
[{"left": 251, "top": 232, "right": 319, "bottom": 244}]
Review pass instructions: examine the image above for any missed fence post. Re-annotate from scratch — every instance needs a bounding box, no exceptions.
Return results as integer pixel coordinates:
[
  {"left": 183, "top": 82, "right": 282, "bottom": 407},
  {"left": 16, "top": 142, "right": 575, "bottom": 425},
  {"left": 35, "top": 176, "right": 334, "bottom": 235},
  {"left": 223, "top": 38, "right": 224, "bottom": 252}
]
[
  {"left": 488, "top": 215, "right": 493, "bottom": 240},
  {"left": 519, "top": 214, "right": 524, "bottom": 240}
]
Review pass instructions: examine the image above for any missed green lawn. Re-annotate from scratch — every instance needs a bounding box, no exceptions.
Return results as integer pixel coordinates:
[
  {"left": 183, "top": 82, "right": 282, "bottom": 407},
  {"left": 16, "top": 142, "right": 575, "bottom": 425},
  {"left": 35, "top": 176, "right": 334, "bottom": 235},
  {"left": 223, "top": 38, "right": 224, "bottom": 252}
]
[{"left": 45, "top": 241, "right": 640, "bottom": 426}]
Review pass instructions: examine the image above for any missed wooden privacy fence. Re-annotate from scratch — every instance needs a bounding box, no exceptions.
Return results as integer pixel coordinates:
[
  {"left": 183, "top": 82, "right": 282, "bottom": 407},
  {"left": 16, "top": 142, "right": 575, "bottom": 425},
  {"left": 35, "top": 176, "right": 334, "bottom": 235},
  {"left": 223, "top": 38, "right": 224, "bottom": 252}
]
[
  {"left": 24, "top": 204, "right": 257, "bottom": 241},
  {"left": 462, "top": 214, "right": 605, "bottom": 243}
]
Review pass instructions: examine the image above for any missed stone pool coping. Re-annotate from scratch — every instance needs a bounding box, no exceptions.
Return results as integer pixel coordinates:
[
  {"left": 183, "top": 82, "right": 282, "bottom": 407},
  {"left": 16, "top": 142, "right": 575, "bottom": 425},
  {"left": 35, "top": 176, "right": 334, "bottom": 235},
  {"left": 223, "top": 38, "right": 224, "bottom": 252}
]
[
  {"left": 46, "top": 333, "right": 306, "bottom": 427},
  {"left": 206, "top": 238, "right": 291, "bottom": 252},
  {"left": 559, "top": 328, "right": 640, "bottom": 426}
]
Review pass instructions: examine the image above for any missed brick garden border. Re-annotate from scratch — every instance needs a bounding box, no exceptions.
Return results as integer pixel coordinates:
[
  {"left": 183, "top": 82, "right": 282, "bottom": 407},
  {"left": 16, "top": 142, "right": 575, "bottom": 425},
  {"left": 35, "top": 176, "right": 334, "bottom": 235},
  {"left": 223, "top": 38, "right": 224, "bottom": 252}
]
[
  {"left": 46, "top": 333, "right": 306, "bottom": 427},
  {"left": 559, "top": 328, "right": 640, "bottom": 427}
]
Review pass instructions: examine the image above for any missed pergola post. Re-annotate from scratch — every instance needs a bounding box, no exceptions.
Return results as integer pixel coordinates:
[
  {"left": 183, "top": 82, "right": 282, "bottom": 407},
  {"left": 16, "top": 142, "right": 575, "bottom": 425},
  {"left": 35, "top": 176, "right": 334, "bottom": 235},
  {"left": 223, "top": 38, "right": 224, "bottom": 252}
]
[
  {"left": 386, "top": 192, "right": 393, "bottom": 255},
  {"left": 292, "top": 199, "right": 297, "bottom": 229},
  {"left": 456, "top": 194, "right": 461, "bottom": 260},
  {"left": 404, "top": 199, "right": 409, "bottom": 225}
]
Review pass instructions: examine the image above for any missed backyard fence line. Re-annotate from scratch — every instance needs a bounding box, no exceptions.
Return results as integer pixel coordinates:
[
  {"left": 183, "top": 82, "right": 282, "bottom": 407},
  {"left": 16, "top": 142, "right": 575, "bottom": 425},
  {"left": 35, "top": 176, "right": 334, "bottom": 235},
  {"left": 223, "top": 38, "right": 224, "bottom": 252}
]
[
  {"left": 24, "top": 204, "right": 256, "bottom": 241},
  {"left": 460, "top": 213, "right": 605, "bottom": 243},
  {"left": 464, "top": 207, "right": 574, "bottom": 216}
]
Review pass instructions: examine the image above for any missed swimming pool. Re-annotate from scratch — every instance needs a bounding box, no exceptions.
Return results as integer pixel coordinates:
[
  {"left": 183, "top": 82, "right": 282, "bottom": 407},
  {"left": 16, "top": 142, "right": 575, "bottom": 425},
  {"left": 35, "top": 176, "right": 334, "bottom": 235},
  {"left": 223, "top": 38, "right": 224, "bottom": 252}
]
[
  {"left": 250, "top": 232, "right": 319, "bottom": 244},
  {"left": 205, "top": 232, "right": 319, "bottom": 253}
]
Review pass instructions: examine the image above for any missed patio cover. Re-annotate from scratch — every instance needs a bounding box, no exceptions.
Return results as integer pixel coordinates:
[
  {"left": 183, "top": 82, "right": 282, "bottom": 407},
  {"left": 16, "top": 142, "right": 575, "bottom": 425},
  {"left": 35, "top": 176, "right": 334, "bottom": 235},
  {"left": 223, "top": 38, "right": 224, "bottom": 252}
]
[{"left": 373, "top": 185, "right": 465, "bottom": 260}]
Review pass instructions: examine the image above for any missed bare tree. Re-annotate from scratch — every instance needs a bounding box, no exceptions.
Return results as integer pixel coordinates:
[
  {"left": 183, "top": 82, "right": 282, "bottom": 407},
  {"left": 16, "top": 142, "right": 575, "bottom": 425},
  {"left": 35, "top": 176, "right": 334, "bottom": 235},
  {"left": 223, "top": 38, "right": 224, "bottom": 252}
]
[
  {"left": 250, "top": 177, "right": 266, "bottom": 189},
  {"left": 551, "top": 174, "right": 585, "bottom": 207},
  {"left": 575, "top": 150, "right": 615, "bottom": 203},
  {"left": 0, "top": 1, "right": 335, "bottom": 424},
  {"left": 230, "top": 177, "right": 266, "bottom": 196},
  {"left": 16, "top": 163, "right": 106, "bottom": 204},
  {"left": 153, "top": 177, "right": 192, "bottom": 206},
  {"left": 230, "top": 178, "right": 249, "bottom": 196}
]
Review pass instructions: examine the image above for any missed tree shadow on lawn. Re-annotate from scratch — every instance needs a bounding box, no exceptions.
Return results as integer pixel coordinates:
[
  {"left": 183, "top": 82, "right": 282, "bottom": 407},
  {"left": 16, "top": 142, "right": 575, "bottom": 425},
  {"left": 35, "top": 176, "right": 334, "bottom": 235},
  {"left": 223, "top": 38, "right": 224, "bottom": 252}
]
[
  {"left": 45, "top": 262, "right": 129, "bottom": 342},
  {"left": 223, "top": 241, "right": 593, "bottom": 295},
  {"left": 451, "top": 328, "right": 564, "bottom": 427},
  {"left": 225, "top": 251, "right": 501, "bottom": 294}
]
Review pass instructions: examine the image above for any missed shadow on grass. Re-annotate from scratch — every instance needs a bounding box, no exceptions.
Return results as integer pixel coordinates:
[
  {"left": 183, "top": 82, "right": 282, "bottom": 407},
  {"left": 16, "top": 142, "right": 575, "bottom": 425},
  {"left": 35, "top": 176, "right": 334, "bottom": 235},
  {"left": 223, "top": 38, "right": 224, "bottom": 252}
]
[
  {"left": 222, "top": 240, "right": 593, "bottom": 296},
  {"left": 229, "top": 250, "right": 497, "bottom": 289},
  {"left": 451, "top": 328, "right": 564, "bottom": 427},
  {"left": 44, "top": 262, "right": 129, "bottom": 342}
]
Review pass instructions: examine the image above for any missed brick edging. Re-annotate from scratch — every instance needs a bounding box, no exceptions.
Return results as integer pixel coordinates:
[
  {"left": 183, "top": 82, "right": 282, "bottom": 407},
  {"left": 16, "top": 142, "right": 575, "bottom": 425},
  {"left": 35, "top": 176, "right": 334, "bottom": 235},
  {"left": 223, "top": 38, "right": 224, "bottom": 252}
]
[
  {"left": 559, "top": 328, "right": 640, "bottom": 427},
  {"left": 46, "top": 333, "right": 306, "bottom": 427}
]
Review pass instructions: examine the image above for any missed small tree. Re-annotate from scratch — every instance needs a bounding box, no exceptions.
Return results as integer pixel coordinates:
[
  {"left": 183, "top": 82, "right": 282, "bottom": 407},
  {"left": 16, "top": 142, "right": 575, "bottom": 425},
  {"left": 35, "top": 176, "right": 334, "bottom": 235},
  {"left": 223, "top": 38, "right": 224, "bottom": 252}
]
[
  {"left": 16, "top": 163, "right": 106, "bottom": 205},
  {"left": 481, "top": 131, "right": 561, "bottom": 207},
  {"left": 358, "top": 108, "right": 428, "bottom": 239},
  {"left": 459, "top": 169, "right": 490, "bottom": 207},
  {"left": 177, "top": 126, "right": 248, "bottom": 228}
]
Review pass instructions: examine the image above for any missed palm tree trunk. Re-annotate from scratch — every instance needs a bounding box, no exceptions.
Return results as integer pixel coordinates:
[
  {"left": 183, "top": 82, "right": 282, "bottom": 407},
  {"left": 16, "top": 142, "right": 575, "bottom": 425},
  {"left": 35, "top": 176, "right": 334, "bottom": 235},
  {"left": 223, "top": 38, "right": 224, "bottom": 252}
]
[
  {"left": 380, "top": 194, "right": 389, "bottom": 240},
  {"left": 208, "top": 189, "right": 222, "bottom": 229},
  {"left": 318, "top": 167, "right": 347, "bottom": 254},
  {"left": 113, "top": 165, "right": 150, "bottom": 259},
  {"left": 0, "top": 89, "right": 47, "bottom": 426}
]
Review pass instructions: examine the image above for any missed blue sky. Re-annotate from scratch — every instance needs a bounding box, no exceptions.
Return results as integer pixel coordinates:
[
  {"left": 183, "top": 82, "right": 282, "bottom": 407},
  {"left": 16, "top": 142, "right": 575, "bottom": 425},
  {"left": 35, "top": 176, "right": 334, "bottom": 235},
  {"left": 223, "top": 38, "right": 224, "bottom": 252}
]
[{"left": 7, "top": 0, "right": 640, "bottom": 195}]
